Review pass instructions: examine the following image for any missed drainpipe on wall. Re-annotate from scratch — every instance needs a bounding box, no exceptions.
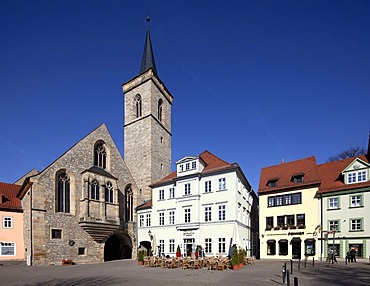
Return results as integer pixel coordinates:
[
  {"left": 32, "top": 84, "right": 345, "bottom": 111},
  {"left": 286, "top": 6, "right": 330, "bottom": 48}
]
[{"left": 320, "top": 193, "right": 323, "bottom": 262}]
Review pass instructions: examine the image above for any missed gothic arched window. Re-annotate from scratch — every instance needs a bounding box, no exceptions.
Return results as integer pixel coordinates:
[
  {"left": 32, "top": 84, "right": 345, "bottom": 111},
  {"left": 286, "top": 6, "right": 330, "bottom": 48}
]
[
  {"left": 56, "top": 171, "right": 70, "bottom": 213},
  {"left": 125, "top": 185, "right": 133, "bottom": 222},
  {"left": 105, "top": 181, "right": 114, "bottom": 203},
  {"left": 158, "top": 99, "right": 163, "bottom": 122},
  {"left": 91, "top": 180, "right": 100, "bottom": 200},
  {"left": 94, "top": 142, "right": 106, "bottom": 169},
  {"left": 135, "top": 94, "right": 142, "bottom": 118}
]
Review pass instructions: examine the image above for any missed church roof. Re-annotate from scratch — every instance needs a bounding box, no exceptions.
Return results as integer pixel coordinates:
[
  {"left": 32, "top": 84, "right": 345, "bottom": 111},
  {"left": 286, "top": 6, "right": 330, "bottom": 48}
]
[
  {"left": 0, "top": 182, "right": 22, "bottom": 211},
  {"left": 139, "top": 17, "right": 157, "bottom": 75}
]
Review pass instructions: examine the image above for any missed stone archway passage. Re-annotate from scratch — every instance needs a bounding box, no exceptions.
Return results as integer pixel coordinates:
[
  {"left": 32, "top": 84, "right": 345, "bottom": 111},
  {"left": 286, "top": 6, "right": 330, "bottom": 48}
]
[{"left": 104, "top": 233, "right": 132, "bottom": 261}]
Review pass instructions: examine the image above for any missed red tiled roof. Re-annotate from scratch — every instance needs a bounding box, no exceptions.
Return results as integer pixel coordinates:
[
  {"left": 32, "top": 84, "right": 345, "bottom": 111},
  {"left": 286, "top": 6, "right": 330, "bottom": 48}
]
[
  {"left": 0, "top": 182, "right": 22, "bottom": 211},
  {"left": 152, "top": 150, "right": 235, "bottom": 186},
  {"left": 258, "top": 156, "right": 320, "bottom": 194},
  {"left": 317, "top": 155, "right": 370, "bottom": 194},
  {"left": 136, "top": 200, "right": 152, "bottom": 211}
]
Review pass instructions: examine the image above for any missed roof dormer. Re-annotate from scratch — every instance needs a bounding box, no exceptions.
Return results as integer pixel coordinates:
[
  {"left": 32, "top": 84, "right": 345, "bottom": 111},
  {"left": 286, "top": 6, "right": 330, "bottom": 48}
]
[
  {"left": 176, "top": 156, "right": 205, "bottom": 177},
  {"left": 342, "top": 158, "right": 370, "bottom": 184}
]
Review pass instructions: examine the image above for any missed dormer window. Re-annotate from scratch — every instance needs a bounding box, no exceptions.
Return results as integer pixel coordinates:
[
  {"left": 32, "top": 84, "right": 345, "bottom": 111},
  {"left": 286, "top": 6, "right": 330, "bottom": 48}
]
[
  {"left": 348, "top": 171, "right": 367, "bottom": 184},
  {"left": 192, "top": 161, "right": 196, "bottom": 169},
  {"left": 185, "top": 163, "right": 190, "bottom": 171},
  {"left": 267, "top": 179, "right": 278, "bottom": 188},
  {"left": 292, "top": 174, "right": 304, "bottom": 184}
]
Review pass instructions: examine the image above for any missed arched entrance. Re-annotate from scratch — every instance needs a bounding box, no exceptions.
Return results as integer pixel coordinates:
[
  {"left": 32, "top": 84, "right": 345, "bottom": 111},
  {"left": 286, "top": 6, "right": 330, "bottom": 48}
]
[
  {"left": 104, "top": 233, "right": 132, "bottom": 261},
  {"left": 139, "top": 241, "right": 152, "bottom": 256}
]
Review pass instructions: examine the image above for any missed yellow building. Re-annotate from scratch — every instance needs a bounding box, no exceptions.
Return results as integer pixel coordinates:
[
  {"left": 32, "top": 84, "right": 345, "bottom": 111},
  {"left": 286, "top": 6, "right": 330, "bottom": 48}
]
[{"left": 258, "top": 157, "right": 321, "bottom": 260}]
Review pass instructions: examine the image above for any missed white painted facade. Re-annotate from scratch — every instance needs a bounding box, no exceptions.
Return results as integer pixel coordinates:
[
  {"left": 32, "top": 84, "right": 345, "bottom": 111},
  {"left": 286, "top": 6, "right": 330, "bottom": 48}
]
[{"left": 136, "top": 153, "right": 257, "bottom": 258}]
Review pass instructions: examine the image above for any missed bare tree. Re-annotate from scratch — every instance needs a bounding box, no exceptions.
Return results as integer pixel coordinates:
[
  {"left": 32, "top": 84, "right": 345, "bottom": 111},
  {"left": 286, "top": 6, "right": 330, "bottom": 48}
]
[{"left": 327, "top": 146, "right": 366, "bottom": 162}]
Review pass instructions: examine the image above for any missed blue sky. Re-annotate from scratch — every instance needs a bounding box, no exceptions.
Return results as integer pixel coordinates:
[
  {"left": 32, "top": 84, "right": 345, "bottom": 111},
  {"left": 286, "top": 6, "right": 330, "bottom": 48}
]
[{"left": 1, "top": 0, "right": 369, "bottom": 191}]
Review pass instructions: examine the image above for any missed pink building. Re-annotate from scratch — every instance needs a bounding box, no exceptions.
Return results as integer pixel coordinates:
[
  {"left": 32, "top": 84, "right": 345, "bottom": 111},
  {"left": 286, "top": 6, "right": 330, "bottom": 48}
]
[{"left": 0, "top": 182, "right": 24, "bottom": 262}]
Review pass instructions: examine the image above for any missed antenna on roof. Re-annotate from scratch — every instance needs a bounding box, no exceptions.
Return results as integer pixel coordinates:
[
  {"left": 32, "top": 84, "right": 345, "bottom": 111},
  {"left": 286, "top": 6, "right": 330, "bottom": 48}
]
[{"left": 281, "top": 158, "right": 285, "bottom": 164}]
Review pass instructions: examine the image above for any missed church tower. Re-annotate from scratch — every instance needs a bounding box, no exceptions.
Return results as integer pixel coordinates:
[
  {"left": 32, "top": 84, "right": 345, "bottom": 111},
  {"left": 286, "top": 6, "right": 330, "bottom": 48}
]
[{"left": 122, "top": 18, "right": 173, "bottom": 201}]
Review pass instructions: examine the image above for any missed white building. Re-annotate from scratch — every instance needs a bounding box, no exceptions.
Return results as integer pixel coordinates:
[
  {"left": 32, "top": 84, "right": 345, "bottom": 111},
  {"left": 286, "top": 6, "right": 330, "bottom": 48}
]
[{"left": 136, "top": 151, "right": 258, "bottom": 258}]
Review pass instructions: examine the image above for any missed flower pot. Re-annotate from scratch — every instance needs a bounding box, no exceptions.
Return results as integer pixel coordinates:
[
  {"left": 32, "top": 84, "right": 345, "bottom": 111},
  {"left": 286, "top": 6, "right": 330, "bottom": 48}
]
[
  {"left": 176, "top": 252, "right": 181, "bottom": 258},
  {"left": 138, "top": 261, "right": 143, "bottom": 266},
  {"left": 232, "top": 264, "right": 239, "bottom": 270},
  {"left": 239, "top": 263, "right": 243, "bottom": 268}
]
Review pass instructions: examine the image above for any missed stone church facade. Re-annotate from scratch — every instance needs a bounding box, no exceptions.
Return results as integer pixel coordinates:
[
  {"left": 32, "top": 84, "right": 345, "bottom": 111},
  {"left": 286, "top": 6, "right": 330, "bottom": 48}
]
[{"left": 16, "top": 20, "right": 173, "bottom": 266}]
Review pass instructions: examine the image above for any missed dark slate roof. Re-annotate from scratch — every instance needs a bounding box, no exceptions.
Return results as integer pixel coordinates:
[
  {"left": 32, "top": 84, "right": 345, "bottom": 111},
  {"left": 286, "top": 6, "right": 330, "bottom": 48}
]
[
  {"left": 139, "top": 18, "right": 157, "bottom": 75},
  {"left": 81, "top": 166, "right": 117, "bottom": 180}
]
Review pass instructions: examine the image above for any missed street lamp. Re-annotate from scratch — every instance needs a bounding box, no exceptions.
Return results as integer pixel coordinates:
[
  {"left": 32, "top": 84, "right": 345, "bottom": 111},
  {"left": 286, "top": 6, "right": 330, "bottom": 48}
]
[{"left": 148, "top": 230, "right": 153, "bottom": 241}]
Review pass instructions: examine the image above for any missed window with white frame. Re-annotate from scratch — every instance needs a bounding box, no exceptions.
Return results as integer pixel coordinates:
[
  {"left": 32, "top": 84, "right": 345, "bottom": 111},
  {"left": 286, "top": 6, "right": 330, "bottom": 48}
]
[
  {"left": 328, "top": 198, "right": 339, "bottom": 209},
  {"left": 0, "top": 242, "right": 15, "bottom": 256},
  {"left": 159, "top": 189, "right": 164, "bottom": 200},
  {"left": 350, "top": 195, "right": 362, "bottom": 207},
  {"left": 169, "top": 210, "right": 175, "bottom": 225},
  {"left": 218, "top": 178, "right": 226, "bottom": 190},
  {"left": 185, "top": 163, "right": 190, "bottom": 170},
  {"left": 237, "top": 204, "right": 241, "bottom": 221},
  {"left": 328, "top": 220, "right": 339, "bottom": 231},
  {"left": 159, "top": 240, "right": 164, "bottom": 254},
  {"left": 185, "top": 208, "right": 191, "bottom": 223},
  {"left": 192, "top": 161, "right": 196, "bottom": 169},
  {"left": 159, "top": 212, "right": 164, "bottom": 226},
  {"left": 205, "top": 238, "right": 212, "bottom": 253},
  {"left": 205, "top": 181, "right": 212, "bottom": 193},
  {"left": 218, "top": 238, "right": 226, "bottom": 253},
  {"left": 180, "top": 165, "right": 184, "bottom": 172},
  {"left": 169, "top": 188, "right": 175, "bottom": 199},
  {"left": 276, "top": 195, "right": 283, "bottom": 206},
  {"left": 205, "top": 206, "right": 212, "bottom": 222},
  {"left": 218, "top": 205, "right": 226, "bottom": 221},
  {"left": 348, "top": 171, "right": 367, "bottom": 184},
  {"left": 184, "top": 183, "right": 191, "bottom": 195},
  {"left": 169, "top": 239, "right": 175, "bottom": 253},
  {"left": 268, "top": 197, "right": 275, "bottom": 207},
  {"left": 139, "top": 214, "right": 144, "bottom": 227},
  {"left": 3, "top": 217, "right": 13, "bottom": 229},
  {"left": 350, "top": 218, "right": 362, "bottom": 231},
  {"left": 146, "top": 214, "right": 151, "bottom": 227}
]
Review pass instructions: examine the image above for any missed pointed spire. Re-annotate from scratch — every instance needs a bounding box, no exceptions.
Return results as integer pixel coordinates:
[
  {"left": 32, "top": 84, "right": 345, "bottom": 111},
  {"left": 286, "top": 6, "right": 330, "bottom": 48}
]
[{"left": 140, "top": 16, "right": 158, "bottom": 75}]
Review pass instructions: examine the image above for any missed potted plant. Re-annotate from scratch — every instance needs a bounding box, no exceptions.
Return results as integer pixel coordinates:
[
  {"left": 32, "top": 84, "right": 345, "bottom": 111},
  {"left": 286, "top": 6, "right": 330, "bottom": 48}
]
[
  {"left": 289, "top": 225, "right": 297, "bottom": 229},
  {"left": 176, "top": 245, "right": 181, "bottom": 258},
  {"left": 231, "top": 246, "right": 239, "bottom": 270},
  {"left": 265, "top": 225, "right": 272, "bottom": 231},
  {"left": 282, "top": 225, "right": 289, "bottom": 230},
  {"left": 274, "top": 226, "right": 281, "bottom": 230},
  {"left": 137, "top": 250, "right": 144, "bottom": 266},
  {"left": 238, "top": 247, "right": 244, "bottom": 268},
  {"left": 298, "top": 224, "right": 306, "bottom": 229}
]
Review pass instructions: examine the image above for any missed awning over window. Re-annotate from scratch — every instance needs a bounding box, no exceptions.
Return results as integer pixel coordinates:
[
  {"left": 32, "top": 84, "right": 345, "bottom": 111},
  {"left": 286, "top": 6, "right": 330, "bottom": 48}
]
[
  {"left": 279, "top": 239, "right": 288, "bottom": 243},
  {"left": 305, "top": 238, "right": 315, "bottom": 243},
  {"left": 267, "top": 239, "right": 276, "bottom": 243},
  {"left": 291, "top": 237, "right": 301, "bottom": 242}
]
